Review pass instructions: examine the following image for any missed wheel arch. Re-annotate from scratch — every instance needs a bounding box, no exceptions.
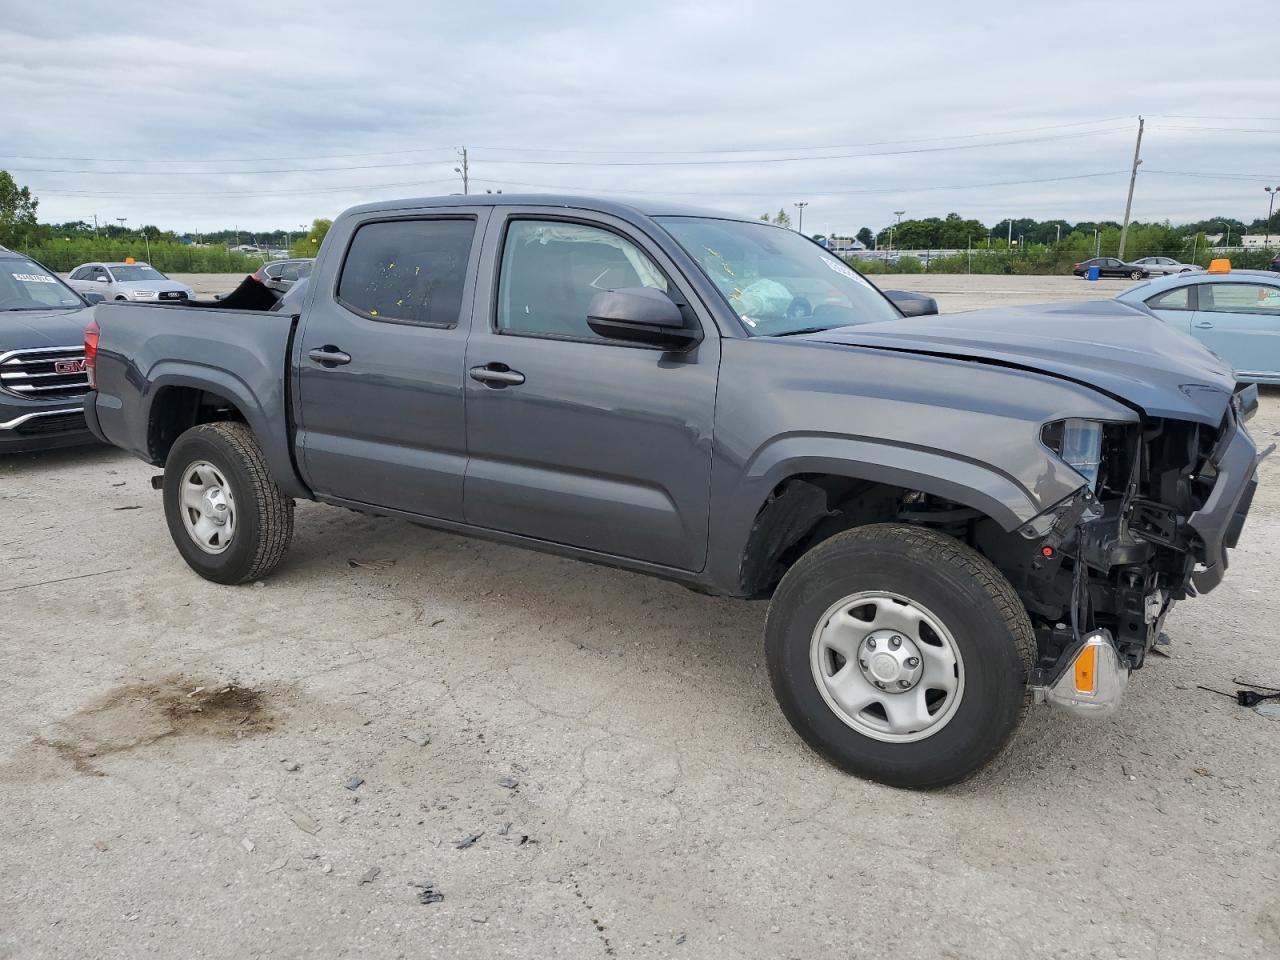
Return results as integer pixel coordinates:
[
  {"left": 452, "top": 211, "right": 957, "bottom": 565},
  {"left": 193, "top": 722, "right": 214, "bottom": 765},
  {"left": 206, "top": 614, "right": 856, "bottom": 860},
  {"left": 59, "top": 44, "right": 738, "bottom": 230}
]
[
  {"left": 722, "top": 436, "right": 1044, "bottom": 598},
  {"left": 144, "top": 366, "right": 309, "bottom": 498}
]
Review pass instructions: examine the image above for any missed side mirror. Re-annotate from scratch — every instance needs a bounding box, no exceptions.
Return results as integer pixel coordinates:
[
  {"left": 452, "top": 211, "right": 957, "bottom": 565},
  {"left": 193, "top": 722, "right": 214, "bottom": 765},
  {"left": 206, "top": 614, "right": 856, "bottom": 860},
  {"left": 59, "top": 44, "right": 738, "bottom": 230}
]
[
  {"left": 586, "top": 287, "right": 701, "bottom": 347},
  {"left": 83, "top": 292, "right": 106, "bottom": 304},
  {"left": 884, "top": 289, "right": 939, "bottom": 318},
  {"left": 95, "top": 275, "right": 109, "bottom": 282}
]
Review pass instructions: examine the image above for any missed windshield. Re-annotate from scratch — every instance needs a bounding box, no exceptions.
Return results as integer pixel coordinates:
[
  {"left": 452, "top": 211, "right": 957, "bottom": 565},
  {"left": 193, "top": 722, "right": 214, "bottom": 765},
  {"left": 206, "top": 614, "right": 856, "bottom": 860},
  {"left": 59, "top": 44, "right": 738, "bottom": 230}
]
[
  {"left": 0, "top": 258, "right": 85, "bottom": 310},
  {"left": 657, "top": 217, "right": 900, "bottom": 336},
  {"left": 110, "top": 264, "right": 167, "bottom": 282}
]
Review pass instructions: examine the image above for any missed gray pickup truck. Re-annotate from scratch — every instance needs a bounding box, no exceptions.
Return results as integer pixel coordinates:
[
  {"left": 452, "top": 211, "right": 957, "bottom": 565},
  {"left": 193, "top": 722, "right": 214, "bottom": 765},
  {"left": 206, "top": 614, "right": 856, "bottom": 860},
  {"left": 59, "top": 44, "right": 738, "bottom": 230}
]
[{"left": 84, "top": 195, "right": 1262, "bottom": 788}]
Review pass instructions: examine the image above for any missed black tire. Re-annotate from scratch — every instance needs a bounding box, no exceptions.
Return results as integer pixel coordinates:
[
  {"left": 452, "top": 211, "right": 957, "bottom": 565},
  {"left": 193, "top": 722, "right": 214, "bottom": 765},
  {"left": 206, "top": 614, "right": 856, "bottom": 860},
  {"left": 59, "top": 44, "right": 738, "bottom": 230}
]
[
  {"left": 765, "top": 524, "right": 1034, "bottom": 789},
  {"left": 163, "top": 421, "right": 294, "bottom": 585}
]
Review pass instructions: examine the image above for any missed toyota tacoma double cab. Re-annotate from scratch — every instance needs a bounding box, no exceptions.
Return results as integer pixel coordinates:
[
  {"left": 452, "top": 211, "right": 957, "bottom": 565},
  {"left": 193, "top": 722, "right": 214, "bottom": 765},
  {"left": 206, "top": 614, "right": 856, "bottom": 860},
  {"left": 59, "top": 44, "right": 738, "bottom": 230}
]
[{"left": 83, "top": 195, "right": 1262, "bottom": 788}]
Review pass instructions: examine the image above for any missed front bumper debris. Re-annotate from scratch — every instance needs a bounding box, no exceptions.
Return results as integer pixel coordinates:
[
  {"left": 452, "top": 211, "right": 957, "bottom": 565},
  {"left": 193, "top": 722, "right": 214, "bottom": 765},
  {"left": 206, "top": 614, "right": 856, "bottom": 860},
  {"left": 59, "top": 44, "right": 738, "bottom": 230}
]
[{"left": 1031, "top": 629, "right": 1130, "bottom": 717}]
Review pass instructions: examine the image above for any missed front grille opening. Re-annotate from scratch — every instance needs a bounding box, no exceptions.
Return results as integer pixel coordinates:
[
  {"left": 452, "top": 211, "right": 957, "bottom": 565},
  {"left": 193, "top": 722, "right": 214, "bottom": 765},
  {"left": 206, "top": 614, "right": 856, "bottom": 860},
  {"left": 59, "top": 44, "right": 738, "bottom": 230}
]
[{"left": 0, "top": 347, "right": 90, "bottom": 400}]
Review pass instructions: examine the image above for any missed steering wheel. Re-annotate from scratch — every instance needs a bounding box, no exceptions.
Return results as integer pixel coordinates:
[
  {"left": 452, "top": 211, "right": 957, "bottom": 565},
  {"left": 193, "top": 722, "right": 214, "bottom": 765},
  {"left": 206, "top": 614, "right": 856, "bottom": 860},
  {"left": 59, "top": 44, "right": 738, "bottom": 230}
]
[{"left": 786, "top": 295, "right": 813, "bottom": 320}]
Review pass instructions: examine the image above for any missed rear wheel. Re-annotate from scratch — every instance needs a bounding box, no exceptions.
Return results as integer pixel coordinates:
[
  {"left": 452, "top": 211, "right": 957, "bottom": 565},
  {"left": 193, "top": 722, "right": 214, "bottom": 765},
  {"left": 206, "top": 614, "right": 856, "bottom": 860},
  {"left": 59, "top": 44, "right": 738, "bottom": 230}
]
[
  {"left": 1129, "top": 270, "right": 1143, "bottom": 280},
  {"left": 765, "top": 524, "right": 1034, "bottom": 789},
  {"left": 163, "top": 421, "right": 294, "bottom": 585}
]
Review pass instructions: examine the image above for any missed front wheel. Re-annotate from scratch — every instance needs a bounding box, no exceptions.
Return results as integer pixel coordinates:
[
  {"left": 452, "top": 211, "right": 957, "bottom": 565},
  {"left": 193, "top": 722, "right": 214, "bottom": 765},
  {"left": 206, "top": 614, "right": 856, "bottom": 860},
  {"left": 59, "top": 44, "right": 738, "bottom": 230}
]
[
  {"left": 1129, "top": 270, "right": 1143, "bottom": 280},
  {"left": 765, "top": 524, "right": 1034, "bottom": 789},
  {"left": 163, "top": 421, "right": 294, "bottom": 585}
]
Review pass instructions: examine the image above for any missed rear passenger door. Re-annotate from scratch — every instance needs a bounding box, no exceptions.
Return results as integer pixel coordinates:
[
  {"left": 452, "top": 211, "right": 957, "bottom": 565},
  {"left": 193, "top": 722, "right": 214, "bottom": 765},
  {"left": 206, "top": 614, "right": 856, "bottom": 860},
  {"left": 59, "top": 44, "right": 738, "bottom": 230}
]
[
  {"left": 294, "top": 210, "right": 489, "bottom": 520},
  {"left": 461, "top": 209, "right": 719, "bottom": 571}
]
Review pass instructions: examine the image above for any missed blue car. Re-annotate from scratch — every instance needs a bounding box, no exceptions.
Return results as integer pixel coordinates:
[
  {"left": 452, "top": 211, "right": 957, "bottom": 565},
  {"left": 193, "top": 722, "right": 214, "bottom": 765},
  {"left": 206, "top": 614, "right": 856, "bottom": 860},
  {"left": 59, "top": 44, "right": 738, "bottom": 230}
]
[{"left": 1115, "top": 269, "right": 1280, "bottom": 385}]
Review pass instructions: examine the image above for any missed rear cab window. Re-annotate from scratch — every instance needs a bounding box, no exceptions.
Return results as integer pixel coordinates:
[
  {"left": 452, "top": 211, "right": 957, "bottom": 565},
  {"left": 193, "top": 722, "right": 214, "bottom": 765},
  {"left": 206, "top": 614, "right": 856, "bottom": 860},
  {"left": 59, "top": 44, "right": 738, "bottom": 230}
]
[{"left": 336, "top": 218, "right": 476, "bottom": 327}]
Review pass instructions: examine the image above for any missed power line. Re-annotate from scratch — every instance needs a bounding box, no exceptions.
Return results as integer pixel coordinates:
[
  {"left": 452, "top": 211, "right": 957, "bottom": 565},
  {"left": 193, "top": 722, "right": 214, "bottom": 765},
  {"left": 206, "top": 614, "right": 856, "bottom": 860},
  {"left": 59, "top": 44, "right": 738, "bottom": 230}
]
[
  {"left": 0, "top": 116, "right": 1132, "bottom": 164},
  {"left": 8, "top": 128, "right": 1130, "bottom": 177}
]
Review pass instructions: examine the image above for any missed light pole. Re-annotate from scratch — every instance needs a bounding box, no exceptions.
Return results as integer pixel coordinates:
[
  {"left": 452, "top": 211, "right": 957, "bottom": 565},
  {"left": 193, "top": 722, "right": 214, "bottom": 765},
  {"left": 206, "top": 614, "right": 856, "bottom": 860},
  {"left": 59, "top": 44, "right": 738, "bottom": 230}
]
[
  {"left": 1266, "top": 186, "right": 1279, "bottom": 245},
  {"left": 1218, "top": 222, "right": 1231, "bottom": 248},
  {"left": 793, "top": 201, "right": 808, "bottom": 234},
  {"left": 892, "top": 210, "right": 905, "bottom": 251}
]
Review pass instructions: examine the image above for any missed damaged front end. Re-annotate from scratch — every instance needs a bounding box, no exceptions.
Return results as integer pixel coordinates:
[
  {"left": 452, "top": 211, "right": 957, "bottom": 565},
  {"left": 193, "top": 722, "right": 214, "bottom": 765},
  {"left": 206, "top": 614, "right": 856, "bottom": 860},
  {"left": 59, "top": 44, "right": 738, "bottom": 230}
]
[{"left": 987, "top": 390, "right": 1264, "bottom": 716}]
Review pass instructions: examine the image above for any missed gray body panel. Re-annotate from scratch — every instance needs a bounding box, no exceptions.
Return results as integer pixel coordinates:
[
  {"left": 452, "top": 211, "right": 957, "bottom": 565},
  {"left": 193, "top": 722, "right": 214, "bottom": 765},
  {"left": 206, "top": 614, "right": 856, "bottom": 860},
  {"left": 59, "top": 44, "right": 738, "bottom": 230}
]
[{"left": 87, "top": 193, "right": 1243, "bottom": 598}]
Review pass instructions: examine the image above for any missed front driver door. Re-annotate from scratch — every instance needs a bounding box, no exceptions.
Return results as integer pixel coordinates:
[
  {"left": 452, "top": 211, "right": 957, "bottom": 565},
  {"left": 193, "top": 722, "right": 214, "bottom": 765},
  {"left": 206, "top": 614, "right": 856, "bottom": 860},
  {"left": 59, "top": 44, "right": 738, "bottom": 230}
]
[
  {"left": 295, "top": 210, "right": 489, "bottom": 520},
  {"left": 1190, "top": 281, "right": 1280, "bottom": 381},
  {"left": 462, "top": 210, "right": 719, "bottom": 571}
]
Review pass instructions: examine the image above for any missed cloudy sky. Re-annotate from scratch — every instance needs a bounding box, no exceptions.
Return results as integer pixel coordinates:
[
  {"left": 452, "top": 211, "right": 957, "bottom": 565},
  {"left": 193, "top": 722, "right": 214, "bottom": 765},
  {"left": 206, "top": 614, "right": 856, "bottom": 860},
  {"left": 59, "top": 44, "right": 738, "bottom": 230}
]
[{"left": 3, "top": 0, "right": 1277, "bottom": 235}]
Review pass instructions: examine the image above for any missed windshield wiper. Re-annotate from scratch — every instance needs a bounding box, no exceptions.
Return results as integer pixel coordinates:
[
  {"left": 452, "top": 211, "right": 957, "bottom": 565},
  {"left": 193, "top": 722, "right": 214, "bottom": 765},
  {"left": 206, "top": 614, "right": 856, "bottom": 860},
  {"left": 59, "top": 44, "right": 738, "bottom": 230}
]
[{"left": 770, "top": 326, "right": 831, "bottom": 337}]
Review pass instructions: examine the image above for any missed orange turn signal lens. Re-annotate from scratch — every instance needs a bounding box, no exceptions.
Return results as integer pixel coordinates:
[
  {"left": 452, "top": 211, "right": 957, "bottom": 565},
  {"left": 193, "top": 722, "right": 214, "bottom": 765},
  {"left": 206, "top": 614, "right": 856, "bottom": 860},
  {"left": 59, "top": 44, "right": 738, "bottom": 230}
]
[{"left": 1074, "top": 643, "right": 1099, "bottom": 695}]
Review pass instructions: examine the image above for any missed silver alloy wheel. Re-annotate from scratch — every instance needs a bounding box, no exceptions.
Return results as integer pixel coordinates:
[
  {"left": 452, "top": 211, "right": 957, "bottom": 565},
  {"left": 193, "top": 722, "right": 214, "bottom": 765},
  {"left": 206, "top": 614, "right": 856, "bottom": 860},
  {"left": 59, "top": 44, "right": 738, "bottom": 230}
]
[
  {"left": 809, "top": 590, "right": 964, "bottom": 743},
  {"left": 179, "top": 460, "right": 237, "bottom": 555}
]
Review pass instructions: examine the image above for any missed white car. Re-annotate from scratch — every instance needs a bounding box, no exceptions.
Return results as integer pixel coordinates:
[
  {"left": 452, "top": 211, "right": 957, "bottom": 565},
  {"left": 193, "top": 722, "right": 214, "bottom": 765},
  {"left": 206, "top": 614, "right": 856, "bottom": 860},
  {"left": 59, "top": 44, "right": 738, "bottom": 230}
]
[
  {"left": 1130, "top": 256, "right": 1204, "bottom": 277},
  {"left": 66, "top": 262, "right": 195, "bottom": 303}
]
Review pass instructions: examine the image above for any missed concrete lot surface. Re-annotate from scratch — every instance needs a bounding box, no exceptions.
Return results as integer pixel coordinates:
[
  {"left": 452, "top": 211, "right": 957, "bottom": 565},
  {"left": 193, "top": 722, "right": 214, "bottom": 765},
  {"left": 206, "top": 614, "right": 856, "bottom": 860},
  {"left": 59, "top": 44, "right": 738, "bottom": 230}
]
[{"left": 3, "top": 276, "right": 1278, "bottom": 959}]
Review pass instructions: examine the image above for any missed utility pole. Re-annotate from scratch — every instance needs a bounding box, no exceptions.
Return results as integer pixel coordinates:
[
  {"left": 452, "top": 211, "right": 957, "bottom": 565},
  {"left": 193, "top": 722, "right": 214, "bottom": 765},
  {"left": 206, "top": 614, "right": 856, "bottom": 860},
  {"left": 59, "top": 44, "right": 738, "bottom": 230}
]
[
  {"left": 455, "top": 148, "right": 469, "bottom": 195},
  {"left": 92, "top": 214, "right": 100, "bottom": 239},
  {"left": 1007, "top": 218, "right": 1013, "bottom": 248},
  {"left": 793, "top": 201, "right": 808, "bottom": 234},
  {"left": 1117, "top": 115, "right": 1144, "bottom": 260}
]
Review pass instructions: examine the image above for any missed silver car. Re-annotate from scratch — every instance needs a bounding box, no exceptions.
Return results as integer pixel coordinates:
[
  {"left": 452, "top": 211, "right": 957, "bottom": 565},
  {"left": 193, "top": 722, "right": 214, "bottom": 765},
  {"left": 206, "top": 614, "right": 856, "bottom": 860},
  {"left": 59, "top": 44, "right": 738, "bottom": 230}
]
[
  {"left": 1130, "top": 256, "right": 1204, "bottom": 277},
  {"left": 66, "top": 262, "right": 195, "bottom": 302}
]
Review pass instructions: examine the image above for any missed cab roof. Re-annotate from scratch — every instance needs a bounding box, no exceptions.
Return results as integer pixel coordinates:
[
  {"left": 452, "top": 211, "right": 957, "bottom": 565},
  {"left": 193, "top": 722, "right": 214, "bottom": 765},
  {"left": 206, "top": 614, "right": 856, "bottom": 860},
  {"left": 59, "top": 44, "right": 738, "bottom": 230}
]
[{"left": 339, "top": 193, "right": 751, "bottom": 223}]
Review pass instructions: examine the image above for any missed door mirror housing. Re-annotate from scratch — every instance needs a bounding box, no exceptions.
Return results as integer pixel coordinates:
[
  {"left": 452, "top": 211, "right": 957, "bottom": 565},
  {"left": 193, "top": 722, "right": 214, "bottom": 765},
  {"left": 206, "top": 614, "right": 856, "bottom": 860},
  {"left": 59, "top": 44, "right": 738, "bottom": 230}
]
[
  {"left": 95, "top": 275, "right": 109, "bottom": 282},
  {"left": 586, "top": 287, "right": 701, "bottom": 347},
  {"left": 884, "top": 289, "right": 939, "bottom": 318}
]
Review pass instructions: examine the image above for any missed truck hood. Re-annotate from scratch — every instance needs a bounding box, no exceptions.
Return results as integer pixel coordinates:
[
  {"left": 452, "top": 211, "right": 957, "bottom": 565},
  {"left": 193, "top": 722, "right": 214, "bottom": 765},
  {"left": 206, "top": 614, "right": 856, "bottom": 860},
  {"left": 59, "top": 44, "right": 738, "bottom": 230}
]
[
  {"left": 0, "top": 306, "right": 96, "bottom": 352},
  {"left": 808, "top": 299, "right": 1236, "bottom": 426}
]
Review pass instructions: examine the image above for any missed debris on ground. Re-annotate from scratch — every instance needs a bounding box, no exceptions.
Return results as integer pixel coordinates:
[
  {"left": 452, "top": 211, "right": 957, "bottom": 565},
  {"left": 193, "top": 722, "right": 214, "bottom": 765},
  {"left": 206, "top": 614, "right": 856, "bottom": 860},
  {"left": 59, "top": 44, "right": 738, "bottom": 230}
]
[
  {"left": 429, "top": 618, "right": 446, "bottom": 627},
  {"left": 409, "top": 881, "right": 445, "bottom": 905},
  {"left": 321, "top": 863, "right": 332, "bottom": 874},
  {"left": 241, "top": 838, "right": 256, "bottom": 853},
  {"left": 282, "top": 761, "right": 301, "bottom": 772},
  {"left": 497, "top": 776, "right": 519, "bottom": 790},
  {"left": 1192, "top": 767, "right": 1213, "bottom": 778},
  {"left": 403, "top": 733, "right": 431, "bottom": 747},
  {"left": 113, "top": 505, "right": 142, "bottom": 511},
  {"left": 347, "top": 558, "right": 396, "bottom": 570},
  {"left": 358, "top": 866, "right": 380, "bottom": 885},
  {"left": 455, "top": 832, "right": 483, "bottom": 850},
  {"left": 93, "top": 839, "right": 108, "bottom": 852},
  {"left": 286, "top": 805, "right": 320, "bottom": 835},
  {"left": 266, "top": 858, "right": 288, "bottom": 873},
  {"left": 498, "top": 822, "right": 511, "bottom": 836},
  {"left": 345, "top": 776, "right": 365, "bottom": 791}
]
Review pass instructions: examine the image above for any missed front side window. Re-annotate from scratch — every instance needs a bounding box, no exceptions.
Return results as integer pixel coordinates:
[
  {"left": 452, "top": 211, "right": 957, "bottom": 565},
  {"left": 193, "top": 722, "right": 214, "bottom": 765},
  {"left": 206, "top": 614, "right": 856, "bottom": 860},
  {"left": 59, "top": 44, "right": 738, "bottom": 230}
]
[
  {"left": 0, "top": 257, "right": 84, "bottom": 309},
  {"left": 1202, "top": 283, "right": 1280, "bottom": 315},
  {"left": 496, "top": 220, "right": 667, "bottom": 340},
  {"left": 1146, "top": 287, "right": 1191, "bottom": 310},
  {"left": 337, "top": 218, "right": 475, "bottom": 326},
  {"left": 659, "top": 216, "right": 900, "bottom": 336}
]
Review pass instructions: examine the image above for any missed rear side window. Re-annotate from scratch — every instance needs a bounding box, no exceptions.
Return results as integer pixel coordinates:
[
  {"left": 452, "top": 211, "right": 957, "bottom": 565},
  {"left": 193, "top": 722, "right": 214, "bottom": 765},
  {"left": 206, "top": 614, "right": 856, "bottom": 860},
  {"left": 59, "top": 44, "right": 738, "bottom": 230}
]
[
  {"left": 337, "top": 218, "right": 475, "bottom": 327},
  {"left": 1201, "top": 283, "right": 1280, "bottom": 315}
]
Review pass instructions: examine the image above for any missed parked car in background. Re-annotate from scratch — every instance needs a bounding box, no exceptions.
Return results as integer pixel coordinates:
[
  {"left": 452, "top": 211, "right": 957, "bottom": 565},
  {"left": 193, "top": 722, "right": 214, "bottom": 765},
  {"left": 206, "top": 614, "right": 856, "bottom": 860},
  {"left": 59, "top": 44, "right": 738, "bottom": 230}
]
[
  {"left": 85, "top": 194, "right": 1259, "bottom": 789},
  {"left": 1130, "top": 256, "right": 1204, "bottom": 276},
  {"left": 0, "top": 246, "right": 100, "bottom": 452},
  {"left": 252, "top": 258, "right": 313, "bottom": 294},
  {"left": 1270, "top": 253, "right": 1279, "bottom": 273},
  {"left": 1115, "top": 268, "right": 1280, "bottom": 384},
  {"left": 66, "top": 262, "right": 194, "bottom": 302},
  {"left": 1072, "top": 257, "right": 1150, "bottom": 280}
]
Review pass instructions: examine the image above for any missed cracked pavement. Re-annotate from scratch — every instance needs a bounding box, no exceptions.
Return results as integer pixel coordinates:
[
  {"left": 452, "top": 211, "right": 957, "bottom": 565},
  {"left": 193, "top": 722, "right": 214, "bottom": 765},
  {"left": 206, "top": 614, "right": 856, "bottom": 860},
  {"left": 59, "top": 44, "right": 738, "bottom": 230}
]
[{"left": 2, "top": 275, "right": 1278, "bottom": 958}]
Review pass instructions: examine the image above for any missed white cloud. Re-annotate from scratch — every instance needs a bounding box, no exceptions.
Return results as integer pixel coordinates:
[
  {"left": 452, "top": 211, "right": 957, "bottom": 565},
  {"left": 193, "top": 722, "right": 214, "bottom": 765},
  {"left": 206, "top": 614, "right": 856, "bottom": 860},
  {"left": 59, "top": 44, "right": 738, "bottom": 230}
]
[{"left": 3, "top": 0, "right": 1277, "bottom": 233}]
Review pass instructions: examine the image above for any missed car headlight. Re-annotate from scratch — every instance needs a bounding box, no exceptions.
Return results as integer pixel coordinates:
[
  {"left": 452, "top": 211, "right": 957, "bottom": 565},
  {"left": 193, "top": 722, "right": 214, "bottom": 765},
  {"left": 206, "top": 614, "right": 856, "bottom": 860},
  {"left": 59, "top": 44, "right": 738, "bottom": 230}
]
[
  {"left": 130, "top": 290, "right": 157, "bottom": 299},
  {"left": 1041, "top": 418, "right": 1104, "bottom": 490}
]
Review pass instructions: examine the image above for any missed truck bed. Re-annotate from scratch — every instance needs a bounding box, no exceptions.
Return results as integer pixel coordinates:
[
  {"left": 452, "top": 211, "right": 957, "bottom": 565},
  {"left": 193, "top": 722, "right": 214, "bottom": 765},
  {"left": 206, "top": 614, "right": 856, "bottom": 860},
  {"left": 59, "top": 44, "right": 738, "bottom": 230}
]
[{"left": 86, "top": 301, "right": 306, "bottom": 497}]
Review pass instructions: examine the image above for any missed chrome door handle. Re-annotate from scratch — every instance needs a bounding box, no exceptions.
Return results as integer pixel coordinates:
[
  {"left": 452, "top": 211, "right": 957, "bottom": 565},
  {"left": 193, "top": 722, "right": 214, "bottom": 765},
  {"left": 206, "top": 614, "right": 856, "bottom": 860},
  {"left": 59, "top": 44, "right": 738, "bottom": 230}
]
[
  {"left": 469, "top": 364, "right": 525, "bottom": 386},
  {"left": 308, "top": 346, "right": 352, "bottom": 366}
]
